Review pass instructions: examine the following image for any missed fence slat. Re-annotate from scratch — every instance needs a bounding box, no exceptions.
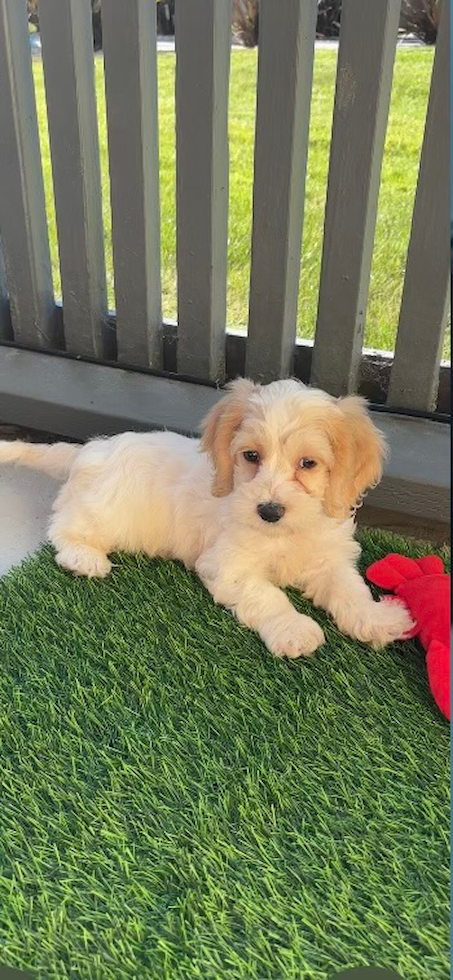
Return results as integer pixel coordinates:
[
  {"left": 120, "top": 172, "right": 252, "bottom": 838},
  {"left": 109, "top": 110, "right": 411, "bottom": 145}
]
[
  {"left": 102, "top": 0, "right": 163, "bottom": 370},
  {"left": 387, "top": 1, "right": 449, "bottom": 412},
  {"left": 311, "top": 0, "right": 400, "bottom": 396},
  {"left": 175, "top": 0, "right": 231, "bottom": 381},
  {"left": 0, "top": 0, "right": 60, "bottom": 349},
  {"left": 245, "top": 0, "right": 317, "bottom": 383},
  {"left": 39, "top": 0, "right": 111, "bottom": 359},
  {"left": 0, "top": 239, "right": 12, "bottom": 341}
]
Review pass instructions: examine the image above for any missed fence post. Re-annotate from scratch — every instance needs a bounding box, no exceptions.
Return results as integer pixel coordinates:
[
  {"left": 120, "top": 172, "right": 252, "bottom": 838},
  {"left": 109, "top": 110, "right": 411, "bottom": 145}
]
[
  {"left": 311, "top": 0, "right": 400, "bottom": 397},
  {"left": 387, "top": 0, "right": 450, "bottom": 412},
  {"left": 175, "top": 0, "right": 231, "bottom": 382},
  {"left": 245, "top": 0, "right": 318, "bottom": 383},
  {"left": 0, "top": 239, "right": 12, "bottom": 341},
  {"left": 102, "top": 0, "right": 163, "bottom": 370},
  {"left": 39, "top": 0, "right": 112, "bottom": 359},
  {"left": 0, "top": 0, "right": 60, "bottom": 349}
]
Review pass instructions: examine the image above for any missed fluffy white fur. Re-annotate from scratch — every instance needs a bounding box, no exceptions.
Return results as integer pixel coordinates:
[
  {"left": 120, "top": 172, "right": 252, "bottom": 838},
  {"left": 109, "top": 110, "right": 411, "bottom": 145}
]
[{"left": 0, "top": 379, "right": 413, "bottom": 658}]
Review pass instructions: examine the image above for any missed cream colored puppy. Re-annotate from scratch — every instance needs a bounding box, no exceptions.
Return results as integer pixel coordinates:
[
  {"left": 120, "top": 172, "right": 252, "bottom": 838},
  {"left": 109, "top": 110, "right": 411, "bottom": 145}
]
[{"left": 0, "top": 379, "right": 413, "bottom": 658}]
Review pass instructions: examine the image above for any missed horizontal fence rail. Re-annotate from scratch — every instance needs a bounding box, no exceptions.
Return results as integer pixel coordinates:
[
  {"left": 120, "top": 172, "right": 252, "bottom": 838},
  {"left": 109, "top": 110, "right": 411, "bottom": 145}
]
[
  {"left": 0, "top": 0, "right": 450, "bottom": 469},
  {"left": 0, "top": 344, "right": 449, "bottom": 523},
  {"left": 1, "top": 312, "right": 450, "bottom": 416}
]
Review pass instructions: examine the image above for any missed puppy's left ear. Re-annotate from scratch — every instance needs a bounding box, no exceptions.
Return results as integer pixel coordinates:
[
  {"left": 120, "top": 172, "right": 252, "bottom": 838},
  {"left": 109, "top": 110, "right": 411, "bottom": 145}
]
[
  {"left": 325, "top": 396, "right": 387, "bottom": 519},
  {"left": 200, "top": 378, "right": 258, "bottom": 496}
]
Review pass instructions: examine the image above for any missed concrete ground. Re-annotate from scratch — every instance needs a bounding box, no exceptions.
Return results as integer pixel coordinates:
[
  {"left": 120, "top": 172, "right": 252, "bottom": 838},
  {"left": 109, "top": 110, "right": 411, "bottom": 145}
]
[{"left": 0, "top": 467, "right": 57, "bottom": 577}]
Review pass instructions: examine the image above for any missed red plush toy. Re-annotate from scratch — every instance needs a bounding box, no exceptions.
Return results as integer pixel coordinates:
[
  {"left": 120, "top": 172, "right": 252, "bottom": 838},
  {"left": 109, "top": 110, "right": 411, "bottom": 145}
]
[{"left": 366, "top": 554, "right": 450, "bottom": 721}]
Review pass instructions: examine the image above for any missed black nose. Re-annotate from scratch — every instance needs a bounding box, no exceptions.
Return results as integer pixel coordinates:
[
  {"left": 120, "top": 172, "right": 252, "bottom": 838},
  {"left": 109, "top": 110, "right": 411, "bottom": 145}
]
[{"left": 257, "top": 502, "right": 286, "bottom": 523}]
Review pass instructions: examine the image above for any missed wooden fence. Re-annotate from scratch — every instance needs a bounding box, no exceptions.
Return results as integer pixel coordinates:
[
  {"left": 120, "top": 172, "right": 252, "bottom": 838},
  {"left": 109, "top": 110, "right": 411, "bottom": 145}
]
[{"left": 0, "top": 0, "right": 450, "bottom": 521}]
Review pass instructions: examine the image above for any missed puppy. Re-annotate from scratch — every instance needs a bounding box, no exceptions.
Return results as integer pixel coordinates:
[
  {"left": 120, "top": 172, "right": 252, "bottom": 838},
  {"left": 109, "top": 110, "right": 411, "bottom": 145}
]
[{"left": 0, "top": 379, "right": 413, "bottom": 658}]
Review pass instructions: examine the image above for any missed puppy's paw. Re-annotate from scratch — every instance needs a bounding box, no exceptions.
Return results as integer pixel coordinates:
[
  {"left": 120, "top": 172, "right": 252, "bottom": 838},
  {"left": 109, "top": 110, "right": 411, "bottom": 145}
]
[
  {"left": 260, "top": 612, "right": 325, "bottom": 659},
  {"left": 347, "top": 597, "right": 415, "bottom": 649},
  {"left": 56, "top": 545, "right": 112, "bottom": 579}
]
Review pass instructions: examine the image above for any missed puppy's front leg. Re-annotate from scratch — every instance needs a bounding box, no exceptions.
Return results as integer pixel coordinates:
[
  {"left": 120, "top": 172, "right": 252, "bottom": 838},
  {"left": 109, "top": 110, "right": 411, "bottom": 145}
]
[
  {"left": 301, "top": 559, "right": 414, "bottom": 649},
  {"left": 196, "top": 551, "right": 325, "bottom": 659}
]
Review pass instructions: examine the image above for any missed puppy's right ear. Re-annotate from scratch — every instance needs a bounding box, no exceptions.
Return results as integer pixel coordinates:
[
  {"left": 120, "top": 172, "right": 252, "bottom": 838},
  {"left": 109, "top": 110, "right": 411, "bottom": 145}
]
[{"left": 200, "top": 378, "right": 258, "bottom": 496}]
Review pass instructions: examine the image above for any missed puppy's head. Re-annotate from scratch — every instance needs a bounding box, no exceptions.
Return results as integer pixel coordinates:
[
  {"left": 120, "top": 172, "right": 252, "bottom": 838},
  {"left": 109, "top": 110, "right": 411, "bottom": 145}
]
[{"left": 200, "top": 378, "right": 386, "bottom": 531}]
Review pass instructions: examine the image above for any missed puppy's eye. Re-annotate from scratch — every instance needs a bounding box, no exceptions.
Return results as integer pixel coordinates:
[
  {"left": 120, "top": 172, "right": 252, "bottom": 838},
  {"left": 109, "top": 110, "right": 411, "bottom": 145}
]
[
  {"left": 243, "top": 450, "right": 260, "bottom": 464},
  {"left": 299, "top": 457, "right": 317, "bottom": 470}
]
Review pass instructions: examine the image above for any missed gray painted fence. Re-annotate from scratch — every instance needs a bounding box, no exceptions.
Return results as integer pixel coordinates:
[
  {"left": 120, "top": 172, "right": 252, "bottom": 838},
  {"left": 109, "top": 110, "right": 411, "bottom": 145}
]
[
  {"left": 0, "top": 239, "right": 12, "bottom": 342},
  {"left": 245, "top": 0, "right": 317, "bottom": 382},
  {"left": 310, "top": 0, "right": 401, "bottom": 397},
  {"left": 39, "top": 0, "right": 112, "bottom": 360},
  {"left": 175, "top": 0, "right": 231, "bottom": 381},
  {"left": 102, "top": 0, "right": 163, "bottom": 370},
  {"left": 0, "top": 0, "right": 61, "bottom": 351},
  {"left": 387, "top": 0, "right": 450, "bottom": 412},
  {"left": 0, "top": 0, "right": 450, "bottom": 519}
]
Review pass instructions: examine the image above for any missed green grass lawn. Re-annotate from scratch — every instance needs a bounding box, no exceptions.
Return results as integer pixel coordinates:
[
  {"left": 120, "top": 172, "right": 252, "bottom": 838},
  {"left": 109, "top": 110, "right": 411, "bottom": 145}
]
[
  {"left": 32, "top": 49, "right": 448, "bottom": 355},
  {"left": 0, "top": 529, "right": 449, "bottom": 979}
]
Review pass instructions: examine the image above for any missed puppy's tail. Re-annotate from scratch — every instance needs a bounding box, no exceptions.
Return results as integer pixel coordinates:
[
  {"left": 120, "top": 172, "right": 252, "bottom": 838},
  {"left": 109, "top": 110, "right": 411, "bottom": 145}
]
[{"left": 0, "top": 439, "right": 80, "bottom": 479}]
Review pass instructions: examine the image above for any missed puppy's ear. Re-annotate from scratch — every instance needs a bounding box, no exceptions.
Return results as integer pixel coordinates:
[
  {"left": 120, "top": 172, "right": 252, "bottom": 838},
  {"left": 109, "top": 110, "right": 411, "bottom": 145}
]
[
  {"left": 200, "top": 378, "right": 258, "bottom": 496},
  {"left": 324, "top": 396, "right": 387, "bottom": 519}
]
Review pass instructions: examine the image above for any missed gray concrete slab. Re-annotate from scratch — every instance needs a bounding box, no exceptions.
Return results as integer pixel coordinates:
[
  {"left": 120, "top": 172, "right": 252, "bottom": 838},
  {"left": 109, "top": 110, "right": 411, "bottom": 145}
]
[{"left": 0, "top": 466, "right": 57, "bottom": 576}]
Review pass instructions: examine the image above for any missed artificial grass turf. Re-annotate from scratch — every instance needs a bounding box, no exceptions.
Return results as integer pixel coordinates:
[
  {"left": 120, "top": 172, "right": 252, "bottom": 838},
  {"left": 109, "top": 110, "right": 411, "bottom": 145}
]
[{"left": 0, "top": 530, "right": 449, "bottom": 980}]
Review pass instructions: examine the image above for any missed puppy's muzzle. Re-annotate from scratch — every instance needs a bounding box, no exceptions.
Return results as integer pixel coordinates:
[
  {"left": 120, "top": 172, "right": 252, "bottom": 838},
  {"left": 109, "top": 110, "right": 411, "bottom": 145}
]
[{"left": 257, "top": 502, "right": 286, "bottom": 523}]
